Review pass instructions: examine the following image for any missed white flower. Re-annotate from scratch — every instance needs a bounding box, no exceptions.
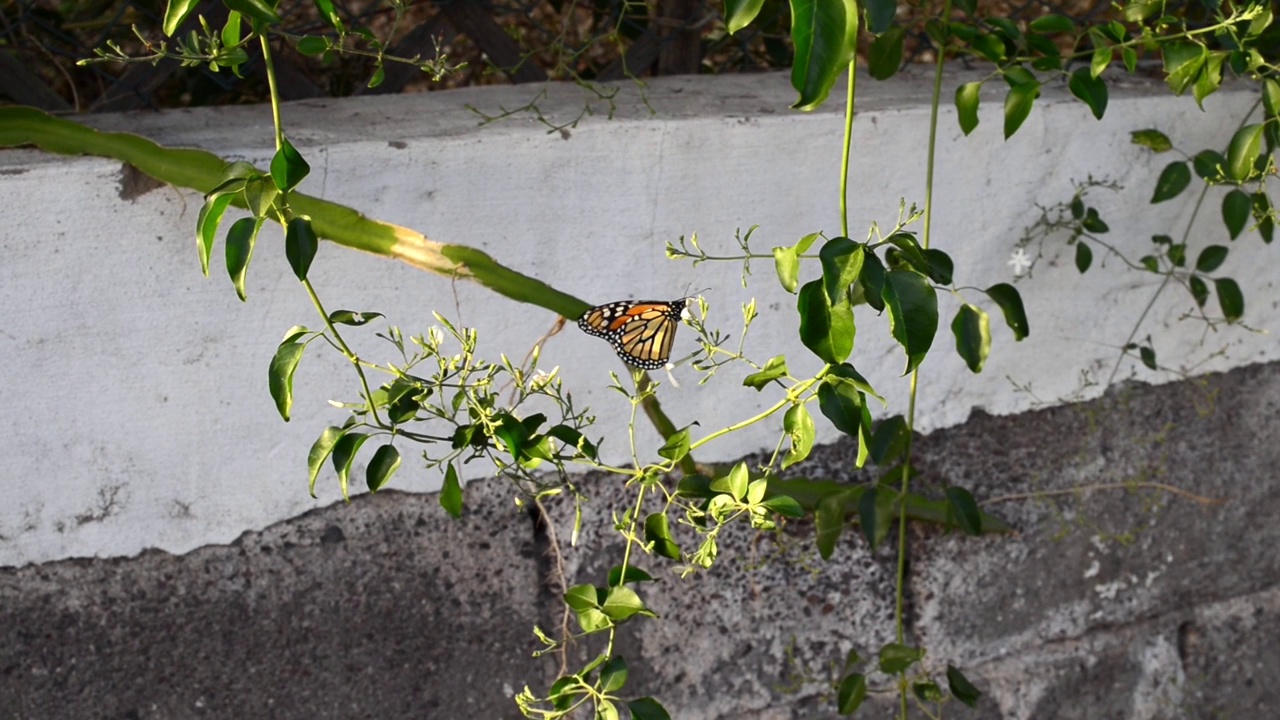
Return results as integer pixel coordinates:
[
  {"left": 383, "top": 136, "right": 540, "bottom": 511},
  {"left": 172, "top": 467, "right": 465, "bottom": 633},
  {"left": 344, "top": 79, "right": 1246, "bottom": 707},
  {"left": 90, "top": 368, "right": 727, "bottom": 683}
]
[
  {"left": 1008, "top": 247, "right": 1033, "bottom": 277},
  {"left": 426, "top": 326, "right": 446, "bottom": 347},
  {"left": 529, "top": 366, "right": 560, "bottom": 391},
  {"left": 664, "top": 362, "right": 681, "bottom": 388}
]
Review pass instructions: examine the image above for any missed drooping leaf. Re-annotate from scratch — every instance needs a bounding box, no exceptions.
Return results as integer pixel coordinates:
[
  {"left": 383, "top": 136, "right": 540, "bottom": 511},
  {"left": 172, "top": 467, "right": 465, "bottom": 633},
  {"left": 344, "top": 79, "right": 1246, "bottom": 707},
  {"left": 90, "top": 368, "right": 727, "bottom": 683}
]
[
  {"left": 818, "top": 367, "right": 866, "bottom": 436},
  {"left": 944, "top": 486, "right": 982, "bottom": 535},
  {"left": 1189, "top": 275, "right": 1209, "bottom": 307},
  {"left": 837, "top": 673, "right": 868, "bottom": 714},
  {"left": 366, "top": 443, "right": 401, "bottom": 492},
  {"left": 726, "top": 0, "right": 767, "bottom": 34},
  {"left": 782, "top": 403, "right": 816, "bottom": 469},
  {"left": 947, "top": 665, "right": 983, "bottom": 707},
  {"left": 815, "top": 491, "right": 850, "bottom": 559},
  {"left": 789, "top": 0, "right": 860, "bottom": 110},
  {"left": 984, "top": 283, "right": 1028, "bottom": 340},
  {"left": 1222, "top": 190, "right": 1251, "bottom": 240},
  {"left": 772, "top": 246, "right": 800, "bottom": 293},
  {"left": 440, "top": 463, "right": 463, "bottom": 517},
  {"left": 331, "top": 431, "right": 370, "bottom": 500},
  {"left": 1162, "top": 41, "right": 1206, "bottom": 95},
  {"left": 956, "top": 82, "right": 981, "bottom": 136},
  {"left": 307, "top": 426, "right": 345, "bottom": 498},
  {"left": 225, "top": 216, "right": 261, "bottom": 302},
  {"left": 868, "top": 26, "right": 905, "bottom": 80},
  {"left": 858, "top": 487, "right": 895, "bottom": 549},
  {"left": 627, "top": 698, "right": 672, "bottom": 720},
  {"left": 1151, "top": 161, "right": 1191, "bottom": 203},
  {"left": 1225, "top": 124, "right": 1264, "bottom": 182},
  {"left": 882, "top": 270, "right": 938, "bottom": 374},
  {"left": 951, "top": 304, "right": 991, "bottom": 373},
  {"left": 869, "top": 415, "right": 909, "bottom": 465},
  {"left": 163, "top": 0, "right": 201, "bottom": 36},
  {"left": 1214, "top": 277, "right": 1244, "bottom": 322},
  {"left": 600, "top": 655, "right": 629, "bottom": 693},
  {"left": 657, "top": 427, "right": 692, "bottom": 462},
  {"left": 1003, "top": 81, "right": 1040, "bottom": 139},
  {"left": 865, "top": 0, "right": 896, "bottom": 34},
  {"left": 196, "top": 191, "right": 235, "bottom": 276},
  {"left": 821, "top": 237, "right": 865, "bottom": 304},
  {"left": 285, "top": 216, "right": 318, "bottom": 281},
  {"left": 644, "top": 513, "right": 681, "bottom": 559},
  {"left": 223, "top": 0, "right": 281, "bottom": 26},
  {"left": 268, "top": 341, "right": 306, "bottom": 421},
  {"left": 1068, "top": 67, "right": 1108, "bottom": 119},
  {"left": 1075, "top": 241, "right": 1093, "bottom": 273},
  {"left": 270, "top": 135, "right": 311, "bottom": 193},
  {"left": 798, "top": 279, "right": 855, "bottom": 364}
]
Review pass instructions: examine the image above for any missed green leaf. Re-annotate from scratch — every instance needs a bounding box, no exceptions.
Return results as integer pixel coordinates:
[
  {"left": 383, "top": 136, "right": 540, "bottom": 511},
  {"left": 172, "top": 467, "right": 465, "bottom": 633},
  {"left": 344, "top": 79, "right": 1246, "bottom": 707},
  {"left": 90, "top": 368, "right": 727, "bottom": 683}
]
[
  {"left": 922, "top": 249, "right": 954, "bottom": 285},
  {"left": 743, "top": 355, "right": 789, "bottom": 390},
  {"left": 296, "top": 36, "right": 329, "bottom": 55},
  {"left": 313, "top": 0, "right": 341, "bottom": 30},
  {"left": 1195, "top": 245, "right": 1227, "bottom": 274},
  {"left": 882, "top": 270, "right": 938, "bottom": 374},
  {"left": 657, "top": 427, "right": 692, "bottom": 462},
  {"left": 365, "top": 444, "right": 401, "bottom": 493},
  {"left": 1162, "top": 42, "right": 1206, "bottom": 95},
  {"left": 798, "top": 279, "right": 855, "bottom": 364},
  {"left": 1189, "top": 275, "right": 1209, "bottom": 307},
  {"left": 772, "top": 246, "right": 800, "bottom": 293},
  {"left": 223, "top": 0, "right": 281, "bottom": 26},
  {"left": 956, "top": 82, "right": 981, "bottom": 136},
  {"left": 600, "top": 656, "right": 628, "bottom": 693},
  {"left": 307, "top": 426, "right": 344, "bottom": 498},
  {"left": 331, "top": 432, "right": 370, "bottom": 500},
  {"left": 163, "top": 0, "right": 201, "bottom": 36},
  {"left": 1226, "top": 124, "right": 1264, "bottom": 182},
  {"left": 972, "top": 33, "right": 1006, "bottom": 63},
  {"left": 855, "top": 250, "right": 887, "bottom": 311},
  {"left": 268, "top": 341, "right": 305, "bottom": 421},
  {"left": 1222, "top": 190, "right": 1250, "bottom": 241},
  {"left": 196, "top": 191, "right": 234, "bottom": 276},
  {"left": 564, "top": 584, "right": 600, "bottom": 611},
  {"left": 858, "top": 487, "right": 895, "bottom": 549},
  {"left": 944, "top": 486, "right": 982, "bottom": 535},
  {"left": 869, "top": 415, "right": 909, "bottom": 465},
  {"left": 815, "top": 491, "right": 850, "bottom": 559},
  {"left": 548, "top": 425, "right": 598, "bottom": 460},
  {"left": 789, "top": 0, "right": 860, "bottom": 111},
  {"left": 1029, "top": 14, "right": 1073, "bottom": 33},
  {"left": 1254, "top": 192, "right": 1275, "bottom": 244},
  {"left": 328, "top": 310, "right": 385, "bottom": 326},
  {"left": 1193, "top": 150, "right": 1226, "bottom": 180},
  {"left": 1122, "top": 46, "right": 1137, "bottom": 73},
  {"left": 601, "top": 585, "right": 653, "bottom": 622},
  {"left": 1081, "top": 208, "right": 1108, "bottom": 233},
  {"left": 1123, "top": 0, "right": 1161, "bottom": 22},
  {"left": 726, "top": 0, "right": 767, "bottom": 33},
  {"left": 608, "top": 565, "right": 654, "bottom": 586},
  {"left": 284, "top": 216, "right": 318, "bottom": 281},
  {"left": 984, "top": 283, "right": 1028, "bottom": 340},
  {"left": 868, "top": 26, "right": 905, "bottom": 80},
  {"left": 818, "top": 367, "right": 865, "bottom": 436},
  {"left": 951, "top": 304, "right": 990, "bottom": 373},
  {"left": 821, "top": 238, "right": 865, "bottom": 304},
  {"left": 1068, "top": 67, "right": 1107, "bottom": 119},
  {"left": 1075, "top": 241, "right": 1093, "bottom": 273},
  {"left": 243, "top": 174, "right": 278, "bottom": 218},
  {"left": 1138, "top": 344, "right": 1157, "bottom": 370},
  {"left": 1003, "top": 81, "right": 1040, "bottom": 139},
  {"left": 725, "top": 461, "right": 749, "bottom": 501},
  {"left": 627, "top": 698, "right": 672, "bottom": 720},
  {"left": 270, "top": 136, "right": 311, "bottom": 193},
  {"left": 366, "top": 64, "right": 385, "bottom": 90},
  {"left": 1090, "top": 45, "right": 1111, "bottom": 79},
  {"left": 1130, "top": 129, "right": 1172, "bottom": 152},
  {"left": 644, "top": 513, "right": 681, "bottom": 559},
  {"left": 782, "top": 403, "right": 816, "bottom": 469},
  {"left": 1264, "top": 78, "right": 1280, "bottom": 119},
  {"left": 837, "top": 673, "right": 868, "bottom": 714},
  {"left": 947, "top": 665, "right": 982, "bottom": 707},
  {"left": 1214, "top": 277, "right": 1243, "bottom": 322},
  {"left": 1192, "top": 52, "right": 1225, "bottom": 108},
  {"left": 761, "top": 494, "right": 805, "bottom": 517},
  {"left": 1151, "top": 162, "right": 1191, "bottom": 203},
  {"left": 440, "top": 463, "right": 463, "bottom": 517},
  {"left": 225, "top": 216, "right": 260, "bottom": 302},
  {"left": 879, "top": 643, "right": 925, "bottom": 674},
  {"left": 865, "top": 0, "right": 896, "bottom": 34}
]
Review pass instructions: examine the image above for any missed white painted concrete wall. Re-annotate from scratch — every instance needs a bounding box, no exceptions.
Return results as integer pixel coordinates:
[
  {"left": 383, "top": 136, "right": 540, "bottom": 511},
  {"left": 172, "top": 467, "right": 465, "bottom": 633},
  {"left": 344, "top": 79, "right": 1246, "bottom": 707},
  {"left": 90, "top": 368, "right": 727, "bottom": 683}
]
[{"left": 1, "top": 69, "right": 1273, "bottom": 567}]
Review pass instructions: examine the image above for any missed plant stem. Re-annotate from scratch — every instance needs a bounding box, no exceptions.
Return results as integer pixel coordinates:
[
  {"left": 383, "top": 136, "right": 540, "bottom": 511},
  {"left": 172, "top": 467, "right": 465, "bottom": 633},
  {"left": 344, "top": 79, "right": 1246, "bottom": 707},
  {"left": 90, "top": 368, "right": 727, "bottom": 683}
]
[
  {"left": 259, "top": 35, "right": 284, "bottom": 151},
  {"left": 840, "top": 62, "right": 857, "bottom": 237}
]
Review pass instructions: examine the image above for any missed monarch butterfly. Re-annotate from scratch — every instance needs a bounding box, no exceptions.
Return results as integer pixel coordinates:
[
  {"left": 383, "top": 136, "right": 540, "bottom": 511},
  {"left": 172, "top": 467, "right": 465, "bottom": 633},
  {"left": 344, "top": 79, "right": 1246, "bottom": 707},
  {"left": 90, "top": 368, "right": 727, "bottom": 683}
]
[{"left": 577, "top": 297, "right": 692, "bottom": 370}]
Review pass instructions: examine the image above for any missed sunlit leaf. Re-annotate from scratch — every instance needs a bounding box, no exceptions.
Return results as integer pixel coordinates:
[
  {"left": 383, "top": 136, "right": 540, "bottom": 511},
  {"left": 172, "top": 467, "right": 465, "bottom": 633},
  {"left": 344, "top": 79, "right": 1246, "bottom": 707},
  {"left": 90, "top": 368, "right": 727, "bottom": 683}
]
[
  {"left": 268, "top": 340, "right": 305, "bottom": 421},
  {"left": 956, "top": 82, "right": 981, "bottom": 135},
  {"left": 440, "top": 463, "right": 463, "bottom": 517},
  {"left": 951, "top": 304, "right": 990, "bottom": 373},
  {"left": 366, "top": 443, "right": 401, "bottom": 492},
  {"left": 882, "top": 270, "right": 938, "bottom": 374}
]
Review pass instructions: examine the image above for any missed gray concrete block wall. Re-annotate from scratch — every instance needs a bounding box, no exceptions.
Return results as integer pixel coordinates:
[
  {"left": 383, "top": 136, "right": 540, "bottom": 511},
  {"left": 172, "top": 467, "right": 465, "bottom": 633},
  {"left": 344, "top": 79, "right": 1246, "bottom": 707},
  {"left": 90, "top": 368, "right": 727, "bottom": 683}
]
[{"left": 4, "top": 360, "right": 1278, "bottom": 719}]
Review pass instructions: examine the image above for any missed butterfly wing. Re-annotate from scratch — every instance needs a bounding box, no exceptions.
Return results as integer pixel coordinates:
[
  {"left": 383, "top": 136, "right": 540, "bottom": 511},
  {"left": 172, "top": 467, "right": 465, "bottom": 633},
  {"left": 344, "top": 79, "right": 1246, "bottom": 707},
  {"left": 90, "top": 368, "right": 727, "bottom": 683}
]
[{"left": 577, "top": 299, "right": 688, "bottom": 369}]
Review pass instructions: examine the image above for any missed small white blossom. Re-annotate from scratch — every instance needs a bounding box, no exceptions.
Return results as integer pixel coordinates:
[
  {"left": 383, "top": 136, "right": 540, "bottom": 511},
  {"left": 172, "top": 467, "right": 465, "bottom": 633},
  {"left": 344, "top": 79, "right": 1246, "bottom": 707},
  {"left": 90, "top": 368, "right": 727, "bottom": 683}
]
[
  {"left": 529, "top": 366, "right": 560, "bottom": 390},
  {"left": 1008, "top": 247, "right": 1033, "bottom": 277},
  {"left": 426, "top": 326, "right": 446, "bottom": 347},
  {"left": 665, "top": 362, "right": 681, "bottom": 388}
]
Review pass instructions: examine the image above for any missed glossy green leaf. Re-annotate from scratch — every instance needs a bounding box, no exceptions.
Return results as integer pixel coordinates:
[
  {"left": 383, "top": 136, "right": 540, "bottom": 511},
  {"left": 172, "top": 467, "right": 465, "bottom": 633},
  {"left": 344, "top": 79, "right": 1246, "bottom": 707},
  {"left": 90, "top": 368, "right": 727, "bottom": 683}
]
[
  {"left": 1263, "top": 78, "right": 1280, "bottom": 119},
  {"left": 837, "top": 673, "right": 867, "bottom": 714},
  {"left": 1162, "top": 42, "right": 1206, "bottom": 95},
  {"left": 366, "top": 443, "right": 401, "bottom": 493},
  {"left": 1029, "top": 14, "right": 1073, "bottom": 33},
  {"left": 865, "top": 0, "right": 896, "bottom": 34},
  {"left": 268, "top": 341, "right": 305, "bottom": 421},
  {"left": 951, "top": 304, "right": 990, "bottom": 373},
  {"left": 922, "top": 248, "right": 954, "bottom": 285},
  {"left": 1225, "top": 124, "right": 1264, "bottom": 182},
  {"left": 1090, "top": 45, "right": 1110, "bottom": 79},
  {"left": 1138, "top": 344, "right": 1157, "bottom": 370},
  {"left": 297, "top": 36, "right": 329, "bottom": 55},
  {"left": 608, "top": 565, "right": 654, "bottom": 586},
  {"left": 1189, "top": 275, "right": 1209, "bottom": 307},
  {"left": 944, "top": 486, "right": 982, "bottom": 535},
  {"left": 789, "top": 0, "right": 859, "bottom": 111},
  {"left": 1081, "top": 208, "right": 1108, "bottom": 234},
  {"left": 858, "top": 487, "right": 895, "bottom": 549},
  {"left": 307, "top": 426, "right": 344, "bottom": 498},
  {"left": 972, "top": 33, "right": 1006, "bottom": 63},
  {"left": 820, "top": 237, "right": 865, "bottom": 304},
  {"left": 725, "top": 461, "right": 749, "bottom": 501},
  {"left": 331, "top": 432, "right": 370, "bottom": 500},
  {"left": 761, "top": 494, "right": 805, "bottom": 517},
  {"left": 564, "top": 584, "right": 599, "bottom": 611},
  {"left": 440, "top": 463, "right": 463, "bottom": 517},
  {"left": 313, "top": 0, "right": 341, "bottom": 30},
  {"left": 869, "top": 415, "right": 909, "bottom": 465},
  {"left": 196, "top": 191, "right": 234, "bottom": 276},
  {"left": 1123, "top": 0, "right": 1161, "bottom": 22},
  {"left": 225, "top": 217, "right": 260, "bottom": 302},
  {"left": 1122, "top": 46, "right": 1138, "bottom": 72},
  {"left": 328, "top": 310, "right": 385, "bottom": 326},
  {"left": 1192, "top": 52, "right": 1225, "bottom": 108},
  {"left": 223, "top": 0, "right": 281, "bottom": 26},
  {"left": 163, "top": 0, "right": 201, "bottom": 36},
  {"left": 815, "top": 491, "right": 849, "bottom": 559},
  {"left": 782, "top": 403, "right": 816, "bottom": 469},
  {"left": 600, "top": 656, "right": 628, "bottom": 693},
  {"left": 1214, "top": 277, "right": 1244, "bottom": 322},
  {"left": 1222, "top": 189, "right": 1251, "bottom": 240},
  {"left": 601, "top": 585, "right": 652, "bottom": 622},
  {"left": 743, "top": 355, "right": 789, "bottom": 390},
  {"left": 644, "top": 513, "right": 681, "bottom": 559},
  {"left": 548, "top": 424, "right": 598, "bottom": 459},
  {"left": 1068, "top": 67, "right": 1107, "bottom": 119},
  {"left": 1075, "top": 241, "right": 1093, "bottom": 273},
  {"left": 285, "top": 216, "right": 318, "bottom": 281},
  {"left": 1003, "top": 81, "right": 1040, "bottom": 139},
  {"left": 1151, "top": 161, "right": 1191, "bottom": 203},
  {"left": 726, "top": 0, "right": 767, "bottom": 34},
  {"left": 947, "top": 665, "right": 982, "bottom": 707},
  {"left": 657, "top": 427, "right": 692, "bottom": 462},
  {"left": 1131, "top": 129, "right": 1172, "bottom": 152},
  {"left": 855, "top": 250, "right": 886, "bottom": 311},
  {"left": 628, "top": 698, "right": 671, "bottom": 720},
  {"left": 243, "top": 175, "right": 278, "bottom": 218},
  {"left": 879, "top": 643, "right": 925, "bottom": 674},
  {"left": 1193, "top": 150, "right": 1226, "bottom": 179},
  {"left": 270, "top": 136, "right": 311, "bottom": 193},
  {"left": 1253, "top": 192, "right": 1275, "bottom": 244},
  {"left": 798, "top": 279, "right": 855, "bottom": 364},
  {"left": 818, "top": 371, "right": 864, "bottom": 436},
  {"left": 984, "top": 283, "right": 1028, "bottom": 340},
  {"left": 956, "top": 82, "right": 981, "bottom": 136},
  {"left": 883, "top": 270, "right": 938, "bottom": 374},
  {"left": 772, "top": 246, "right": 801, "bottom": 293},
  {"left": 868, "top": 26, "right": 905, "bottom": 80}
]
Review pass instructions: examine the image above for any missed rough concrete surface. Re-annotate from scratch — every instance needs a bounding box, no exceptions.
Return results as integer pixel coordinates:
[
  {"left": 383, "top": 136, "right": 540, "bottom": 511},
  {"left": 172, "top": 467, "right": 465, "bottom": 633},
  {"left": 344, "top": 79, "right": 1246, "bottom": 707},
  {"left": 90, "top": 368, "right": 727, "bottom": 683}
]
[{"left": 4, "top": 360, "right": 1278, "bottom": 719}]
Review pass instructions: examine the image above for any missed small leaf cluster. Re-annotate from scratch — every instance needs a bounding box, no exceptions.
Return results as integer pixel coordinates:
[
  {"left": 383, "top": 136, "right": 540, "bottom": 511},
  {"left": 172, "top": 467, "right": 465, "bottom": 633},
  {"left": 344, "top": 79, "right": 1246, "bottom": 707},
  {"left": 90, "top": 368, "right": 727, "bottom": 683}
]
[{"left": 833, "top": 646, "right": 982, "bottom": 715}]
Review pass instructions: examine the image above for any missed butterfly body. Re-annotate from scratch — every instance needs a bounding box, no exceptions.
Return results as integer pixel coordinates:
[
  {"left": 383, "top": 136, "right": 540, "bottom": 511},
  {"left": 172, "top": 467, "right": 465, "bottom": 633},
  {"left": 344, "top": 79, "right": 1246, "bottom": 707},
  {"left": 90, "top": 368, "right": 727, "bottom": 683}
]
[{"left": 577, "top": 298, "right": 690, "bottom": 370}]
